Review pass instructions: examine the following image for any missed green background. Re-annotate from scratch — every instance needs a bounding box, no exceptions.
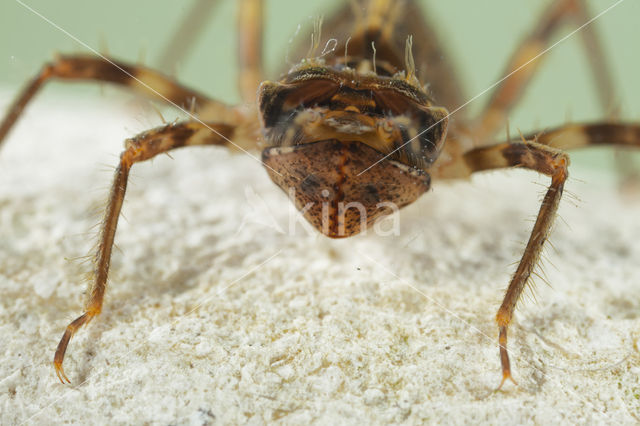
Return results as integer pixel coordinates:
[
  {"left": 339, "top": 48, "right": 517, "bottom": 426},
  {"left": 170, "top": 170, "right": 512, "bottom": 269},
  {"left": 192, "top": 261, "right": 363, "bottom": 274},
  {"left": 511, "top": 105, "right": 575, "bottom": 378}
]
[{"left": 1, "top": 0, "right": 639, "bottom": 170}]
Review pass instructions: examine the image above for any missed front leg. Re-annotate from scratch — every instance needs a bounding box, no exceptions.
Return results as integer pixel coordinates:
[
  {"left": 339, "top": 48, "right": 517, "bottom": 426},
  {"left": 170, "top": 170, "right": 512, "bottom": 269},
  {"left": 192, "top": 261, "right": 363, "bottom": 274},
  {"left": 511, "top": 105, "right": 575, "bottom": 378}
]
[
  {"left": 464, "top": 141, "right": 569, "bottom": 389},
  {"left": 54, "top": 120, "right": 234, "bottom": 383}
]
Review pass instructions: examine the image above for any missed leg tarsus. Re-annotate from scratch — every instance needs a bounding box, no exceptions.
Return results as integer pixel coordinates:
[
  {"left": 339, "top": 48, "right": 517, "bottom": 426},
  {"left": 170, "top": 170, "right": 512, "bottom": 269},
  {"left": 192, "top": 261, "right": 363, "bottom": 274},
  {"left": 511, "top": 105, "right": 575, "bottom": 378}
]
[
  {"left": 496, "top": 325, "right": 518, "bottom": 391},
  {"left": 53, "top": 312, "right": 95, "bottom": 384}
]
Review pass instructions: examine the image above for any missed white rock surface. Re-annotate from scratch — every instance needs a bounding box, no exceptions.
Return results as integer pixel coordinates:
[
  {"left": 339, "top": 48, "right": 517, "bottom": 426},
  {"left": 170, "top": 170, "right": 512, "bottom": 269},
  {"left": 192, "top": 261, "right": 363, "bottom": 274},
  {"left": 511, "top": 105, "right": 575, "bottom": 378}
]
[{"left": 0, "top": 94, "right": 639, "bottom": 424}]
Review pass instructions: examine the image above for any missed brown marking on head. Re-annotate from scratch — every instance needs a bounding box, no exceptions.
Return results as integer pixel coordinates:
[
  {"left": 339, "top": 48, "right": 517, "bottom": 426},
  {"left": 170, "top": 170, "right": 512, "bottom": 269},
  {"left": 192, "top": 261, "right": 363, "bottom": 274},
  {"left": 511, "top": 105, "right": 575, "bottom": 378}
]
[
  {"left": 258, "top": 54, "right": 447, "bottom": 237},
  {"left": 262, "top": 140, "right": 430, "bottom": 237}
]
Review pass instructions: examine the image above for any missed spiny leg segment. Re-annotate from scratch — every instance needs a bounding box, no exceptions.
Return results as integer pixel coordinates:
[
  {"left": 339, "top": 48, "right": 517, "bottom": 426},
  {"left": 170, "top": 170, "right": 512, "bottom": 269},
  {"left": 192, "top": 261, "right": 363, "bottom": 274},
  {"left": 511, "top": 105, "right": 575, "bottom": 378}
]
[
  {"left": 465, "top": 141, "right": 569, "bottom": 388},
  {"left": 53, "top": 120, "right": 235, "bottom": 383},
  {"left": 449, "top": 122, "right": 640, "bottom": 388}
]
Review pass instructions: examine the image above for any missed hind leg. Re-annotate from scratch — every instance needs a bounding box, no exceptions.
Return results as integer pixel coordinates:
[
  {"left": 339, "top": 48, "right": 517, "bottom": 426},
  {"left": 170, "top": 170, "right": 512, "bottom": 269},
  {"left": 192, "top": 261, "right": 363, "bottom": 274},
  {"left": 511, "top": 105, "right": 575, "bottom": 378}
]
[
  {"left": 0, "top": 55, "right": 239, "bottom": 147},
  {"left": 472, "top": 0, "right": 617, "bottom": 142}
]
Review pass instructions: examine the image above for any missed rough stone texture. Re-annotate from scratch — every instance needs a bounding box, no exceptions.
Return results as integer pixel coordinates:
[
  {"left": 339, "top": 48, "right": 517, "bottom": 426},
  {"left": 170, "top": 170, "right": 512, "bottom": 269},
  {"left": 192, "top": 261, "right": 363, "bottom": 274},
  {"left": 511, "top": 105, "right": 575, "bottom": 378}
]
[{"left": 0, "top": 95, "right": 639, "bottom": 424}]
